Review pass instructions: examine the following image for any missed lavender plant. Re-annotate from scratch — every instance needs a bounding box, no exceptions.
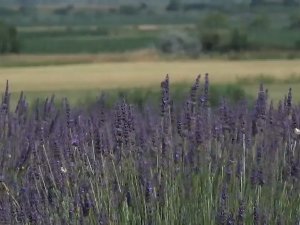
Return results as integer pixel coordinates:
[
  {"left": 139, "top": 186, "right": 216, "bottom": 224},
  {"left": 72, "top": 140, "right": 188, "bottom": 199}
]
[{"left": 0, "top": 74, "right": 299, "bottom": 225}]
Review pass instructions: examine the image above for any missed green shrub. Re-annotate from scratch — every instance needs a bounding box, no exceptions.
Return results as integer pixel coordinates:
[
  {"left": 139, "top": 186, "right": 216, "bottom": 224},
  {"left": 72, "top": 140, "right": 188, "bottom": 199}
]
[
  {"left": 106, "top": 83, "right": 250, "bottom": 109},
  {"left": 248, "top": 14, "right": 270, "bottom": 29},
  {"left": 0, "top": 7, "right": 17, "bottom": 16},
  {"left": 283, "top": 0, "right": 298, "bottom": 6},
  {"left": 158, "top": 30, "right": 202, "bottom": 58},
  {"left": 108, "top": 8, "right": 118, "bottom": 14},
  {"left": 250, "top": 0, "right": 266, "bottom": 6},
  {"left": 27, "top": 83, "right": 250, "bottom": 112},
  {"left": 52, "top": 5, "right": 74, "bottom": 16},
  {"left": 95, "top": 27, "right": 110, "bottom": 36},
  {"left": 138, "top": 3, "right": 148, "bottom": 10},
  {"left": 0, "top": 28, "right": 9, "bottom": 53},
  {"left": 290, "top": 14, "right": 300, "bottom": 29},
  {"left": 236, "top": 74, "right": 300, "bottom": 85},
  {"left": 200, "top": 12, "right": 229, "bottom": 29},
  {"left": 199, "top": 31, "right": 220, "bottom": 52},
  {"left": 18, "top": 5, "right": 37, "bottom": 16},
  {"left": 146, "top": 8, "right": 156, "bottom": 16},
  {"left": 0, "top": 21, "right": 21, "bottom": 54},
  {"left": 236, "top": 74, "right": 277, "bottom": 85},
  {"left": 282, "top": 74, "right": 300, "bottom": 83},
  {"left": 72, "top": 10, "right": 89, "bottom": 18},
  {"left": 165, "top": 0, "right": 181, "bottom": 11},
  {"left": 295, "top": 39, "right": 300, "bottom": 49},
  {"left": 94, "top": 9, "right": 105, "bottom": 17},
  {"left": 227, "top": 29, "right": 249, "bottom": 52},
  {"left": 182, "top": 3, "right": 210, "bottom": 11},
  {"left": 119, "top": 5, "right": 140, "bottom": 15}
]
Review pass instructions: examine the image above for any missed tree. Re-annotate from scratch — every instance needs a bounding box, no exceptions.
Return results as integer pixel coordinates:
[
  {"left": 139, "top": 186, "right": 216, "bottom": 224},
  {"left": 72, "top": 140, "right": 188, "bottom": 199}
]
[
  {"left": 290, "top": 14, "right": 300, "bottom": 29},
  {"left": 166, "top": 0, "right": 181, "bottom": 11},
  {"left": 229, "top": 29, "right": 249, "bottom": 52},
  {"left": 0, "top": 21, "right": 21, "bottom": 54},
  {"left": 250, "top": 0, "right": 266, "bottom": 6},
  {"left": 119, "top": 5, "right": 139, "bottom": 15},
  {"left": 200, "top": 12, "right": 229, "bottom": 29},
  {"left": 199, "top": 31, "right": 220, "bottom": 52},
  {"left": 248, "top": 14, "right": 270, "bottom": 30},
  {"left": 283, "top": 0, "right": 298, "bottom": 7}
]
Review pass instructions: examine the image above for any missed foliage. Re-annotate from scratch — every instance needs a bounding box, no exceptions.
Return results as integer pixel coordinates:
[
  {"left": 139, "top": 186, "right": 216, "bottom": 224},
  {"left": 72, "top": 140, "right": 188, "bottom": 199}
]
[
  {"left": 2, "top": 3, "right": 300, "bottom": 55},
  {"left": 108, "top": 8, "right": 118, "bottom": 14},
  {"left": 236, "top": 73, "right": 300, "bottom": 85},
  {"left": 0, "top": 74, "right": 299, "bottom": 224},
  {"left": 95, "top": 27, "right": 110, "bottom": 36},
  {"left": 250, "top": 0, "right": 266, "bottom": 6},
  {"left": 295, "top": 39, "right": 300, "bottom": 50},
  {"left": 84, "top": 83, "right": 249, "bottom": 110},
  {"left": 182, "top": 3, "right": 223, "bottom": 11},
  {"left": 283, "top": 0, "right": 298, "bottom": 7},
  {"left": 289, "top": 14, "right": 300, "bottom": 30},
  {"left": 227, "top": 29, "right": 249, "bottom": 52},
  {"left": 199, "top": 31, "right": 221, "bottom": 52},
  {"left": 248, "top": 14, "right": 270, "bottom": 30},
  {"left": 118, "top": 5, "right": 140, "bottom": 15},
  {"left": 236, "top": 74, "right": 277, "bottom": 85},
  {"left": 72, "top": 10, "right": 90, "bottom": 18},
  {"left": 157, "top": 30, "right": 201, "bottom": 58},
  {"left": 138, "top": 3, "right": 148, "bottom": 10},
  {"left": 165, "top": 0, "right": 181, "bottom": 11},
  {"left": 166, "top": 0, "right": 181, "bottom": 11},
  {"left": 0, "top": 21, "right": 21, "bottom": 54},
  {"left": 52, "top": 5, "right": 74, "bottom": 16},
  {"left": 200, "top": 12, "right": 229, "bottom": 29},
  {"left": 0, "top": 7, "right": 17, "bottom": 16},
  {"left": 17, "top": 25, "right": 300, "bottom": 55},
  {"left": 18, "top": 5, "right": 37, "bottom": 16}
]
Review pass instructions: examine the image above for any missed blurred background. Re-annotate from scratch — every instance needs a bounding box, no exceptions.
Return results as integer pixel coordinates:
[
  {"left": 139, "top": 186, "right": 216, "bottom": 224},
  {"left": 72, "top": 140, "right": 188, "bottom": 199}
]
[{"left": 0, "top": 0, "right": 300, "bottom": 110}]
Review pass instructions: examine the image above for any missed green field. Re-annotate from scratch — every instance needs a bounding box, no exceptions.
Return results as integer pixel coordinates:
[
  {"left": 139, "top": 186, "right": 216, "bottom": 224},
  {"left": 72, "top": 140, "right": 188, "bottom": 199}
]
[
  {"left": 0, "top": 3, "right": 297, "bottom": 55},
  {"left": 20, "top": 34, "right": 158, "bottom": 54},
  {"left": 1, "top": 3, "right": 300, "bottom": 107}
]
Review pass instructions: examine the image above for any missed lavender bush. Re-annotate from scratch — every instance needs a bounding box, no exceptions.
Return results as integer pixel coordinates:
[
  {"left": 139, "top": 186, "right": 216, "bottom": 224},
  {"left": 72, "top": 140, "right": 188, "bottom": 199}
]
[{"left": 0, "top": 74, "right": 300, "bottom": 224}]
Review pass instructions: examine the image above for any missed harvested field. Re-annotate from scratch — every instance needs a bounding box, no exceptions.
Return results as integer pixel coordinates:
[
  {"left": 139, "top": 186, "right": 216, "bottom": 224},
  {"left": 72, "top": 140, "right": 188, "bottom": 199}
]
[
  {"left": 0, "top": 59, "right": 299, "bottom": 108},
  {"left": 0, "top": 60, "right": 299, "bottom": 92}
]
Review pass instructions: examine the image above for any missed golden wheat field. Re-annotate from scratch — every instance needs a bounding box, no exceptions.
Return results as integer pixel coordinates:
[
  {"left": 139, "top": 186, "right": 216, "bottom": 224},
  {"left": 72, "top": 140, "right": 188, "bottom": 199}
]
[{"left": 0, "top": 60, "right": 300, "bottom": 93}]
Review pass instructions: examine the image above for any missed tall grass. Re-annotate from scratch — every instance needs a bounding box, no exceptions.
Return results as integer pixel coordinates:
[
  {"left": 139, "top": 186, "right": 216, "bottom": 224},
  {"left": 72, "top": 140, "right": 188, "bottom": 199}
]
[
  {"left": 236, "top": 73, "right": 300, "bottom": 85},
  {"left": 0, "top": 74, "right": 300, "bottom": 224},
  {"left": 18, "top": 82, "right": 248, "bottom": 111}
]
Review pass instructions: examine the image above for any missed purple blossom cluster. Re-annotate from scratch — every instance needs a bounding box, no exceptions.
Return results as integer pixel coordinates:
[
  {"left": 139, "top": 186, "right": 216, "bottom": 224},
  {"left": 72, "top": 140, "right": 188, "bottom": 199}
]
[{"left": 0, "top": 75, "right": 300, "bottom": 224}]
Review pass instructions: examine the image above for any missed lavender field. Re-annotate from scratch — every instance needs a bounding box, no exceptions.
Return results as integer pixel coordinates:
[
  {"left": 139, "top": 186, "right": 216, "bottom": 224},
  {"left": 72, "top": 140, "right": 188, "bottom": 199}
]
[{"left": 0, "top": 74, "right": 299, "bottom": 224}]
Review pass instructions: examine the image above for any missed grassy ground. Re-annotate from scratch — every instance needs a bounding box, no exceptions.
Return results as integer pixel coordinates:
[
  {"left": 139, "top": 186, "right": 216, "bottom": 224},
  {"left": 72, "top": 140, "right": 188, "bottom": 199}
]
[
  {"left": 1, "top": 60, "right": 299, "bottom": 91},
  {"left": 0, "top": 59, "right": 299, "bottom": 108},
  {"left": 0, "top": 51, "right": 160, "bottom": 67},
  {"left": 2, "top": 50, "right": 300, "bottom": 68}
]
